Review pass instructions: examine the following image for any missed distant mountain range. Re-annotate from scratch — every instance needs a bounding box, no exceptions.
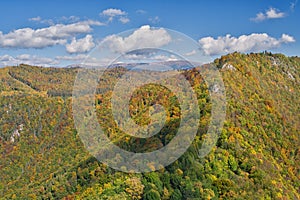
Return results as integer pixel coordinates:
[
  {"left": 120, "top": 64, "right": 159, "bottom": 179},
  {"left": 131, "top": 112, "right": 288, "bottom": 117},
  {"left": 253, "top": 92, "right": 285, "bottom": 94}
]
[{"left": 66, "top": 60, "right": 201, "bottom": 71}]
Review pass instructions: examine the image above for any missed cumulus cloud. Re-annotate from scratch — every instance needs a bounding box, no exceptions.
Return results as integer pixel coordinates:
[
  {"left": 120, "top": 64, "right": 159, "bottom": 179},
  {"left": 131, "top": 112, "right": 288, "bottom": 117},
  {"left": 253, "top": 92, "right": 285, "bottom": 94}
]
[
  {"left": 66, "top": 34, "right": 95, "bottom": 53},
  {"left": 199, "top": 33, "right": 295, "bottom": 56},
  {"left": 102, "top": 25, "right": 171, "bottom": 53},
  {"left": 0, "top": 20, "right": 102, "bottom": 49},
  {"left": 251, "top": 7, "right": 285, "bottom": 22},
  {"left": 0, "top": 28, "right": 66, "bottom": 48},
  {"left": 102, "top": 8, "right": 126, "bottom": 17},
  {"left": 0, "top": 54, "right": 58, "bottom": 67},
  {"left": 101, "top": 8, "right": 129, "bottom": 23},
  {"left": 281, "top": 33, "right": 296, "bottom": 43}
]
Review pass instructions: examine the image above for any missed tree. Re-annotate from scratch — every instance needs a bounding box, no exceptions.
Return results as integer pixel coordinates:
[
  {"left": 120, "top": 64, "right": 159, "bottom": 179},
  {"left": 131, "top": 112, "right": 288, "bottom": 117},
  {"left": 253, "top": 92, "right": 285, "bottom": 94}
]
[
  {"left": 170, "top": 189, "right": 182, "bottom": 200},
  {"left": 143, "top": 189, "right": 161, "bottom": 200}
]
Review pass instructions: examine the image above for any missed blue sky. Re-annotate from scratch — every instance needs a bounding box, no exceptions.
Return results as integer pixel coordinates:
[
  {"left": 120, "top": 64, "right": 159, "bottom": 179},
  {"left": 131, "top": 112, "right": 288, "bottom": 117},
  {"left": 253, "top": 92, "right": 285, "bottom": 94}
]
[{"left": 0, "top": 0, "right": 299, "bottom": 67}]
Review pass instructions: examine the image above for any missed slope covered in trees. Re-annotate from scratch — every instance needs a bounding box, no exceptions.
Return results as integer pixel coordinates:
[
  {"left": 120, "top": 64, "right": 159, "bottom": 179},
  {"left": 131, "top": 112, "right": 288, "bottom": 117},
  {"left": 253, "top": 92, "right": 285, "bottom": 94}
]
[{"left": 0, "top": 52, "right": 299, "bottom": 199}]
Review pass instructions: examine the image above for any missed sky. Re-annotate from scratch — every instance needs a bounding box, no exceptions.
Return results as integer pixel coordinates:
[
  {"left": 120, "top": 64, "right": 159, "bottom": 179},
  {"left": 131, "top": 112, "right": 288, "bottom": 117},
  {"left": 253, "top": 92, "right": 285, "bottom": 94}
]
[{"left": 0, "top": 0, "right": 299, "bottom": 67}]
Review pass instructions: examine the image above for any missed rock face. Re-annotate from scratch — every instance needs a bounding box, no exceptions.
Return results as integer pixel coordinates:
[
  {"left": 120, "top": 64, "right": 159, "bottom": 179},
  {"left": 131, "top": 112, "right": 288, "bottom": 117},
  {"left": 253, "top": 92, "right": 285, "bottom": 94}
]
[
  {"left": 287, "top": 71, "right": 295, "bottom": 80},
  {"left": 10, "top": 124, "right": 24, "bottom": 143},
  {"left": 221, "top": 63, "right": 236, "bottom": 71}
]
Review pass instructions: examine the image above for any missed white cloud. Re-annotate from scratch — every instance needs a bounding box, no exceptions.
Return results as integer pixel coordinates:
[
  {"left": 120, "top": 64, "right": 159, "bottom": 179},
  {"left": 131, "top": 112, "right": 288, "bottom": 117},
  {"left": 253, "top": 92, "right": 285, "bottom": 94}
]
[
  {"left": 119, "top": 17, "right": 130, "bottom": 24},
  {"left": 199, "top": 33, "right": 295, "bottom": 56},
  {"left": 185, "top": 50, "right": 197, "bottom": 56},
  {"left": 60, "top": 16, "right": 81, "bottom": 23},
  {"left": 266, "top": 8, "right": 285, "bottom": 18},
  {"left": 253, "top": 13, "right": 266, "bottom": 22},
  {"left": 149, "top": 16, "right": 160, "bottom": 24},
  {"left": 66, "top": 34, "right": 95, "bottom": 53},
  {"left": 79, "top": 20, "right": 104, "bottom": 26},
  {"left": 0, "top": 54, "right": 88, "bottom": 67},
  {"left": 0, "top": 54, "right": 58, "bottom": 67},
  {"left": 29, "top": 16, "right": 42, "bottom": 22},
  {"left": 136, "top": 9, "right": 147, "bottom": 14},
  {"left": 102, "top": 25, "right": 171, "bottom": 53},
  {"left": 56, "top": 54, "right": 87, "bottom": 61},
  {"left": 281, "top": 34, "right": 295, "bottom": 43},
  {"left": 122, "top": 49, "right": 179, "bottom": 62},
  {"left": 29, "top": 16, "right": 88, "bottom": 25},
  {"left": 39, "top": 18, "right": 55, "bottom": 26},
  {"left": 0, "top": 20, "right": 102, "bottom": 49},
  {"left": 0, "top": 28, "right": 66, "bottom": 48},
  {"left": 251, "top": 7, "right": 285, "bottom": 22},
  {"left": 0, "top": 55, "right": 14, "bottom": 62},
  {"left": 100, "top": 8, "right": 129, "bottom": 23},
  {"left": 151, "top": 54, "right": 178, "bottom": 62},
  {"left": 102, "top": 8, "right": 126, "bottom": 17},
  {"left": 15, "top": 54, "right": 32, "bottom": 60}
]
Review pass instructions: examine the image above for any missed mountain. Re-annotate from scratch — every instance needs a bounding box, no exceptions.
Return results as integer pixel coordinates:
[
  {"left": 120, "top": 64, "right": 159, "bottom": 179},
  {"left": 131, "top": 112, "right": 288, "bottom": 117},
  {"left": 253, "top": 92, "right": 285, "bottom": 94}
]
[
  {"left": 0, "top": 52, "right": 299, "bottom": 199},
  {"left": 66, "top": 60, "right": 197, "bottom": 71}
]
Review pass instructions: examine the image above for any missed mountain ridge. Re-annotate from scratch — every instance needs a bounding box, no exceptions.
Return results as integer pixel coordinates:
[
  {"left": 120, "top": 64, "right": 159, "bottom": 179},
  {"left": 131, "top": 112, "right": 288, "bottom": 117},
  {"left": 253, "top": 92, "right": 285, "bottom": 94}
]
[{"left": 0, "top": 52, "right": 299, "bottom": 199}]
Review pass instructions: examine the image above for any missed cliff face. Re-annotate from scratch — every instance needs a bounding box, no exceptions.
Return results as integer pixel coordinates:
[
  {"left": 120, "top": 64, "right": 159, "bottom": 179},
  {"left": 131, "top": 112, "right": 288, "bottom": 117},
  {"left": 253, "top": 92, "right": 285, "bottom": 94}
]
[{"left": 0, "top": 52, "right": 299, "bottom": 199}]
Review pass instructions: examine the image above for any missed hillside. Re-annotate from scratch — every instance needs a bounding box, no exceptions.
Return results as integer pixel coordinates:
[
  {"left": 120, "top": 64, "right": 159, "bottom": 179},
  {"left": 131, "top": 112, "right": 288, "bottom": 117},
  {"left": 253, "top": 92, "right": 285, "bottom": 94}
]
[{"left": 0, "top": 52, "right": 299, "bottom": 199}]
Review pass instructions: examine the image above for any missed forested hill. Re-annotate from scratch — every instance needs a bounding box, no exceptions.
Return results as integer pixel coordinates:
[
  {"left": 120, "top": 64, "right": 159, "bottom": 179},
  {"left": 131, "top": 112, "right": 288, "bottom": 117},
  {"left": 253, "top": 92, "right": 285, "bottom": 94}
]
[{"left": 0, "top": 52, "right": 299, "bottom": 199}]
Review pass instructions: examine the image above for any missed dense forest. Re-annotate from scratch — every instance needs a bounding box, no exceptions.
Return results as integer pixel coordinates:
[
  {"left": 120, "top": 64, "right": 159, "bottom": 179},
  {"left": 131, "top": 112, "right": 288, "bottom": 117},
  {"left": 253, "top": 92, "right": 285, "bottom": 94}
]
[{"left": 0, "top": 52, "right": 299, "bottom": 199}]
